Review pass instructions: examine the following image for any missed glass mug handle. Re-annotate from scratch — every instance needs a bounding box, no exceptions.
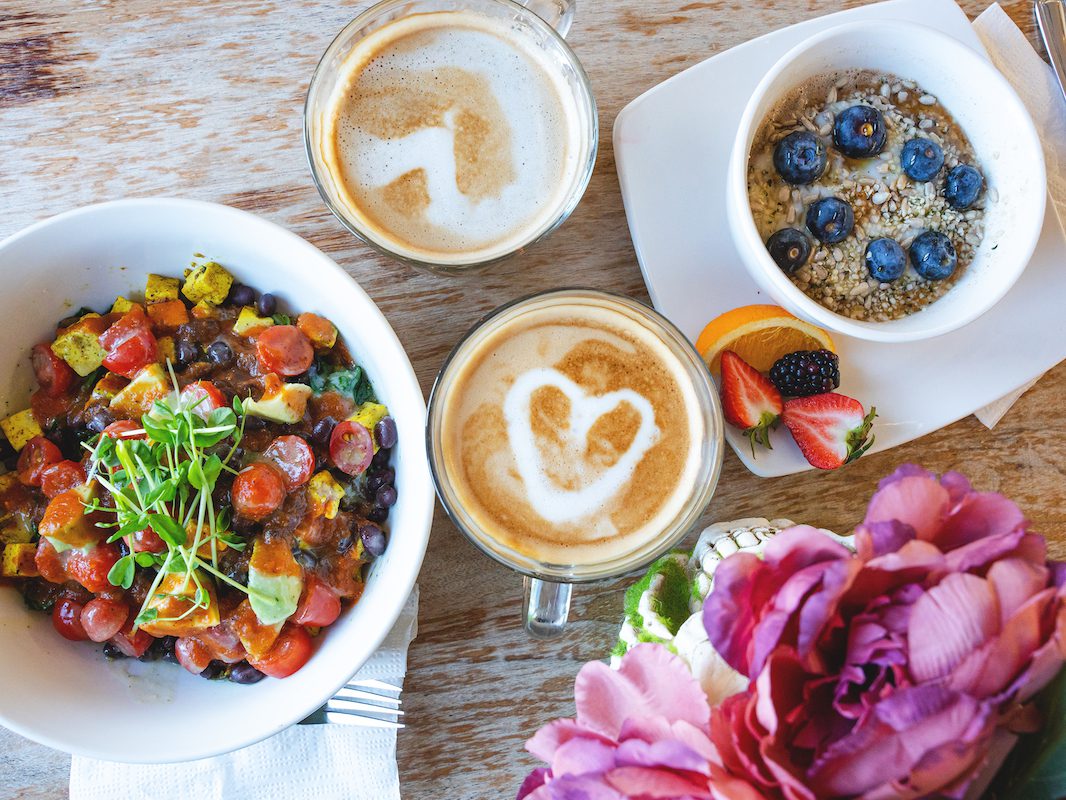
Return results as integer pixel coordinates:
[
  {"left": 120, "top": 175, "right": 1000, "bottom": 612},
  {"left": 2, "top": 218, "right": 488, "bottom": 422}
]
[
  {"left": 523, "top": 576, "right": 573, "bottom": 638},
  {"left": 517, "top": 0, "right": 575, "bottom": 38}
]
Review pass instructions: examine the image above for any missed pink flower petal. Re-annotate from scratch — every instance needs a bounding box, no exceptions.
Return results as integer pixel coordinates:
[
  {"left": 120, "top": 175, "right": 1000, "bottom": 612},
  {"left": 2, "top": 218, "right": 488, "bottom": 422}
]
[
  {"left": 754, "top": 649, "right": 809, "bottom": 737},
  {"left": 615, "top": 738, "right": 713, "bottom": 775},
  {"left": 939, "top": 471, "right": 973, "bottom": 506},
  {"left": 1007, "top": 600, "right": 1066, "bottom": 702},
  {"left": 517, "top": 768, "right": 550, "bottom": 800},
  {"left": 855, "top": 520, "right": 916, "bottom": 560},
  {"left": 703, "top": 553, "right": 768, "bottom": 675},
  {"left": 552, "top": 737, "right": 616, "bottom": 778},
  {"left": 944, "top": 529, "right": 1029, "bottom": 574},
  {"left": 863, "top": 475, "right": 949, "bottom": 541},
  {"left": 797, "top": 559, "right": 862, "bottom": 661},
  {"left": 988, "top": 557, "right": 1049, "bottom": 625},
  {"left": 762, "top": 525, "right": 852, "bottom": 572},
  {"left": 528, "top": 774, "right": 626, "bottom": 800},
  {"left": 876, "top": 463, "right": 936, "bottom": 489},
  {"left": 528, "top": 719, "right": 608, "bottom": 762},
  {"left": 936, "top": 492, "right": 1026, "bottom": 550},
  {"left": 606, "top": 766, "right": 713, "bottom": 798},
  {"left": 908, "top": 573, "right": 1000, "bottom": 683}
]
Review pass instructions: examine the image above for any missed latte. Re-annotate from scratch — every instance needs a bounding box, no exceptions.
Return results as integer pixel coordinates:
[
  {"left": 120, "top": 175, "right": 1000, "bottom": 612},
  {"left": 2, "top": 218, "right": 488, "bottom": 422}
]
[
  {"left": 436, "top": 295, "right": 707, "bottom": 566},
  {"left": 315, "top": 10, "right": 586, "bottom": 265}
]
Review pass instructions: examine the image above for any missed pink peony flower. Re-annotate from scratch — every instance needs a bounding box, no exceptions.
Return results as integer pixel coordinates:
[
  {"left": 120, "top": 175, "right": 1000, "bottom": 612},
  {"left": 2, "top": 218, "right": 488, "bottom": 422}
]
[{"left": 703, "top": 464, "right": 1066, "bottom": 799}]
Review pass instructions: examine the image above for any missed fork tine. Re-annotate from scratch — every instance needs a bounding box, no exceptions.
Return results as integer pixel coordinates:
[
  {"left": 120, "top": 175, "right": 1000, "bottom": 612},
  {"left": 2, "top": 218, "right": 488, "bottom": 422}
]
[
  {"left": 327, "top": 697, "right": 404, "bottom": 717},
  {"left": 333, "top": 687, "right": 402, "bottom": 707},
  {"left": 323, "top": 710, "right": 405, "bottom": 729},
  {"left": 347, "top": 678, "right": 402, "bottom": 692}
]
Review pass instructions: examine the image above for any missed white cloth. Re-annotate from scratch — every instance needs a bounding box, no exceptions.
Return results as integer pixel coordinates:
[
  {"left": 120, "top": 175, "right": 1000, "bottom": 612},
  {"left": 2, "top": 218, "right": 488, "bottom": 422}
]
[
  {"left": 69, "top": 588, "right": 419, "bottom": 800},
  {"left": 973, "top": 4, "right": 1066, "bottom": 427}
]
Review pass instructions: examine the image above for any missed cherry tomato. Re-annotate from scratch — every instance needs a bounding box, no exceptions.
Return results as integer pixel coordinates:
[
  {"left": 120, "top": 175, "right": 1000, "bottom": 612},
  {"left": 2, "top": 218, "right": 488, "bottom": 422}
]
[
  {"left": 80, "top": 597, "right": 129, "bottom": 643},
  {"left": 35, "top": 538, "right": 67, "bottom": 585},
  {"left": 231, "top": 462, "right": 286, "bottom": 520},
  {"left": 293, "top": 576, "right": 341, "bottom": 628},
  {"left": 256, "top": 325, "right": 314, "bottom": 377},
  {"left": 181, "top": 380, "right": 226, "bottom": 419},
  {"left": 249, "top": 625, "right": 313, "bottom": 679},
  {"left": 175, "top": 637, "right": 213, "bottom": 675},
  {"left": 31, "top": 343, "right": 76, "bottom": 398},
  {"left": 109, "top": 619, "right": 153, "bottom": 658},
  {"left": 264, "top": 435, "right": 314, "bottom": 490},
  {"left": 40, "top": 460, "right": 87, "bottom": 498},
  {"left": 99, "top": 307, "right": 158, "bottom": 378},
  {"left": 102, "top": 419, "right": 145, "bottom": 440},
  {"left": 17, "top": 436, "right": 62, "bottom": 487},
  {"left": 29, "top": 390, "right": 72, "bottom": 428},
  {"left": 52, "top": 598, "right": 89, "bottom": 641},
  {"left": 329, "top": 421, "right": 374, "bottom": 476},
  {"left": 132, "top": 527, "right": 166, "bottom": 554},
  {"left": 67, "top": 543, "right": 121, "bottom": 594}
]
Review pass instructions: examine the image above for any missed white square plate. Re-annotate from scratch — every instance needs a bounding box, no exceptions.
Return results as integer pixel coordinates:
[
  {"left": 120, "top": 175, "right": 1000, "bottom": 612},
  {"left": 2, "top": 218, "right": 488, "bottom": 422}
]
[{"left": 614, "top": 0, "right": 1066, "bottom": 477}]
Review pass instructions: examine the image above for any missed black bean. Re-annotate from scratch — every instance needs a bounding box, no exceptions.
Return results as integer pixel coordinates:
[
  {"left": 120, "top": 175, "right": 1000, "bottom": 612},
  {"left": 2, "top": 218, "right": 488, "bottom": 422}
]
[
  {"left": 102, "top": 642, "right": 127, "bottom": 660},
  {"left": 200, "top": 661, "right": 225, "bottom": 680},
  {"left": 371, "top": 447, "right": 392, "bottom": 469},
  {"left": 243, "top": 415, "right": 266, "bottom": 431},
  {"left": 311, "top": 417, "right": 336, "bottom": 447},
  {"left": 293, "top": 548, "right": 317, "bottom": 570},
  {"left": 229, "top": 284, "right": 255, "bottom": 307},
  {"left": 359, "top": 523, "right": 387, "bottom": 558},
  {"left": 367, "top": 467, "right": 395, "bottom": 493},
  {"left": 375, "top": 485, "right": 397, "bottom": 508},
  {"left": 176, "top": 340, "right": 200, "bottom": 367},
  {"left": 156, "top": 636, "right": 178, "bottom": 663},
  {"left": 256, "top": 293, "right": 277, "bottom": 317},
  {"left": 206, "top": 340, "right": 234, "bottom": 366},
  {"left": 374, "top": 417, "right": 397, "bottom": 449},
  {"left": 85, "top": 405, "right": 114, "bottom": 433},
  {"left": 337, "top": 534, "right": 355, "bottom": 555},
  {"left": 367, "top": 506, "right": 389, "bottom": 524},
  {"left": 118, "top": 540, "right": 131, "bottom": 557},
  {"left": 229, "top": 662, "right": 267, "bottom": 684}
]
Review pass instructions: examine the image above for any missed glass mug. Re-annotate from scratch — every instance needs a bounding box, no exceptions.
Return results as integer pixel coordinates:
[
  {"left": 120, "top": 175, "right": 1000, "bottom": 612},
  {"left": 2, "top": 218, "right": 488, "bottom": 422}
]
[
  {"left": 427, "top": 289, "right": 724, "bottom": 637},
  {"left": 304, "top": 0, "right": 597, "bottom": 273}
]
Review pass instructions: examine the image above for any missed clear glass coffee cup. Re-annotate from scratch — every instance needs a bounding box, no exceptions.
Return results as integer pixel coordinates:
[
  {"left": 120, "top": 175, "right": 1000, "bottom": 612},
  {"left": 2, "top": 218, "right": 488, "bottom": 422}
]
[
  {"left": 304, "top": 0, "right": 597, "bottom": 274},
  {"left": 426, "top": 289, "right": 724, "bottom": 637}
]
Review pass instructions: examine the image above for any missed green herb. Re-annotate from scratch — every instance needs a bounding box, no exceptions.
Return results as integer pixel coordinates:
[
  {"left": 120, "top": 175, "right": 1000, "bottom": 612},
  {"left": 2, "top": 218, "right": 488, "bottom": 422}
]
[
  {"left": 308, "top": 361, "right": 375, "bottom": 405},
  {"left": 271, "top": 313, "right": 292, "bottom": 326}
]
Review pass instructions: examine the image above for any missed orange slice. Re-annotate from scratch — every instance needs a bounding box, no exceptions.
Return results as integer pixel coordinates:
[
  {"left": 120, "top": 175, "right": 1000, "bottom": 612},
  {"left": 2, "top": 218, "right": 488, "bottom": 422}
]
[{"left": 696, "top": 304, "right": 834, "bottom": 376}]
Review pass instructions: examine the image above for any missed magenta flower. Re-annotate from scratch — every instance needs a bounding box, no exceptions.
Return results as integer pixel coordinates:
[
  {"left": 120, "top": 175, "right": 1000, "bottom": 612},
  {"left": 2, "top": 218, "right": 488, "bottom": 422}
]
[{"left": 703, "top": 464, "right": 1066, "bottom": 799}]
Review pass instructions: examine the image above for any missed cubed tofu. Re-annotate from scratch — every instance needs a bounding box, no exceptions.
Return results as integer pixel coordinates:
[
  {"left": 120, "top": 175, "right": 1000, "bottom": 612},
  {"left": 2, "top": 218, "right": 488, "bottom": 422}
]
[
  {"left": 181, "top": 261, "right": 234, "bottom": 306},
  {"left": 0, "top": 409, "right": 42, "bottom": 451},
  {"left": 156, "top": 336, "right": 176, "bottom": 365},
  {"left": 50, "top": 314, "right": 107, "bottom": 376},
  {"left": 349, "top": 402, "right": 389, "bottom": 451},
  {"left": 190, "top": 301, "right": 216, "bottom": 320},
  {"left": 1, "top": 543, "right": 39, "bottom": 578},
  {"left": 296, "top": 312, "right": 338, "bottom": 349},
  {"left": 145, "top": 273, "right": 180, "bottom": 304},
  {"left": 89, "top": 372, "right": 128, "bottom": 404},
  {"left": 1, "top": 510, "right": 36, "bottom": 544},
  {"left": 39, "top": 483, "right": 102, "bottom": 550},
  {"left": 109, "top": 363, "right": 169, "bottom": 418},
  {"left": 307, "top": 471, "right": 344, "bottom": 520},
  {"left": 243, "top": 375, "right": 311, "bottom": 424},
  {"left": 139, "top": 572, "right": 221, "bottom": 637},
  {"left": 233, "top": 306, "right": 274, "bottom": 337},
  {"left": 146, "top": 298, "right": 189, "bottom": 328},
  {"left": 111, "top": 296, "right": 137, "bottom": 314}
]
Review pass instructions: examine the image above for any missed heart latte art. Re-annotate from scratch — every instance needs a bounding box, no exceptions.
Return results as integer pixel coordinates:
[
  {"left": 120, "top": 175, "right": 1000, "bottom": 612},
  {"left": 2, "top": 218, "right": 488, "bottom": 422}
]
[{"left": 439, "top": 302, "right": 705, "bottom": 566}]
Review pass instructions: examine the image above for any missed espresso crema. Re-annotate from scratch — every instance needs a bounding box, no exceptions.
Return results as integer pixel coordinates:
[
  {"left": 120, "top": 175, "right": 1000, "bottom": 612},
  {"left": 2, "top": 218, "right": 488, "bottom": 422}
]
[
  {"left": 439, "top": 301, "right": 705, "bottom": 565},
  {"left": 317, "top": 11, "right": 584, "bottom": 264}
]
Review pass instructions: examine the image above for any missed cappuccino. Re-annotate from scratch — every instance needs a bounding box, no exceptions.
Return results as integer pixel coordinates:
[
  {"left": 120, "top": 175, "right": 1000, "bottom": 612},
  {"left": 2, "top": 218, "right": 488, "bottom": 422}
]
[
  {"left": 315, "top": 10, "right": 586, "bottom": 265},
  {"left": 437, "top": 296, "right": 707, "bottom": 566}
]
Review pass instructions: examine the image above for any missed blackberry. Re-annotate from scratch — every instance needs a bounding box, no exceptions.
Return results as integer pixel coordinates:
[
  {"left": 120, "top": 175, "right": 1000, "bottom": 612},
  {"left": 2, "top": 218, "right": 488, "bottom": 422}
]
[{"left": 769, "top": 350, "right": 840, "bottom": 397}]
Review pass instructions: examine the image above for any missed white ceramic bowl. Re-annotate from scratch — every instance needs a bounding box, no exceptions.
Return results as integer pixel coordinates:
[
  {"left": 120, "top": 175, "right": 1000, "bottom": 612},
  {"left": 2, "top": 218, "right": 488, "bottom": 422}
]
[
  {"left": 727, "top": 20, "right": 1046, "bottom": 343},
  {"left": 0, "top": 199, "right": 434, "bottom": 762}
]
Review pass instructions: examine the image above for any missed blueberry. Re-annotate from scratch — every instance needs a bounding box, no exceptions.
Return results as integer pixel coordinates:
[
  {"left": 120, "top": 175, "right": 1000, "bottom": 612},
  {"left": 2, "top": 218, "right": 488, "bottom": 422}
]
[
  {"left": 944, "top": 164, "right": 984, "bottom": 210},
  {"left": 359, "top": 523, "right": 387, "bottom": 558},
  {"left": 832, "top": 105, "right": 887, "bottom": 158},
  {"left": 256, "top": 293, "right": 277, "bottom": 317},
  {"left": 900, "top": 138, "right": 944, "bottom": 182},
  {"left": 910, "top": 231, "right": 957, "bottom": 280},
  {"left": 206, "top": 340, "right": 234, "bottom": 366},
  {"left": 228, "top": 283, "right": 255, "bottom": 307},
  {"left": 772, "top": 131, "right": 827, "bottom": 185},
  {"left": 864, "top": 238, "right": 907, "bottom": 282},
  {"left": 766, "top": 228, "right": 811, "bottom": 274},
  {"left": 374, "top": 417, "right": 397, "bottom": 449},
  {"left": 805, "top": 197, "right": 854, "bottom": 244}
]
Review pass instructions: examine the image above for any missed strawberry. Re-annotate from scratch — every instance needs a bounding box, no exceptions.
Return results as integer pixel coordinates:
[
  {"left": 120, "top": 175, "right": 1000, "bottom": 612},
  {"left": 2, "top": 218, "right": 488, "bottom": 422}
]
[
  {"left": 781, "top": 393, "right": 877, "bottom": 470},
  {"left": 719, "top": 350, "right": 783, "bottom": 455}
]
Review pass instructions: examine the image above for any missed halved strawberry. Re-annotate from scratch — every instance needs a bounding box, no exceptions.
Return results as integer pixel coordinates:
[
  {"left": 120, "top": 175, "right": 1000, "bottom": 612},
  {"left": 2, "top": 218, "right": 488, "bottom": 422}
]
[
  {"left": 781, "top": 393, "right": 877, "bottom": 470},
  {"left": 719, "top": 350, "right": 783, "bottom": 455}
]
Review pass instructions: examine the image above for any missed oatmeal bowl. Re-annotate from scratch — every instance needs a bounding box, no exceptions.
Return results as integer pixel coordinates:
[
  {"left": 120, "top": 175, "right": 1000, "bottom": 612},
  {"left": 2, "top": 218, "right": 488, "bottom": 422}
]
[{"left": 726, "top": 20, "right": 1045, "bottom": 343}]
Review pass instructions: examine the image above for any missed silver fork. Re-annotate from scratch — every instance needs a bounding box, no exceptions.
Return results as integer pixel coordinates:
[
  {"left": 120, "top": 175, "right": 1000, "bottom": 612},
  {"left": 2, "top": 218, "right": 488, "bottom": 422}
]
[{"left": 299, "top": 678, "right": 404, "bottom": 728}]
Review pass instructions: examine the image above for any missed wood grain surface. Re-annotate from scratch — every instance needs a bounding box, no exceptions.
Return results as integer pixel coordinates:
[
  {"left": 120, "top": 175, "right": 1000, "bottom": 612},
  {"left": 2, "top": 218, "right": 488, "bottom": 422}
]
[{"left": 0, "top": 1, "right": 1060, "bottom": 798}]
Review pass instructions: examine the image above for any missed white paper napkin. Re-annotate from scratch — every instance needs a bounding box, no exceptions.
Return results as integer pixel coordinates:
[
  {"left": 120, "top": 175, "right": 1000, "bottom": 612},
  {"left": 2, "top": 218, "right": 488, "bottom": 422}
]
[
  {"left": 69, "top": 587, "right": 419, "bottom": 800},
  {"left": 972, "top": 4, "right": 1066, "bottom": 427}
]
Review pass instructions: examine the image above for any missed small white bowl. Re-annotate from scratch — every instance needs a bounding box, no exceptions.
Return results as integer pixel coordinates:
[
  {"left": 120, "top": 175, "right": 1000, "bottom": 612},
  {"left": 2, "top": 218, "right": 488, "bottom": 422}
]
[
  {"left": 0, "top": 199, "right": 434, "bottom": 762},
  {"left": 727, "top": 20, "right": 1046, "bottom": 343}
]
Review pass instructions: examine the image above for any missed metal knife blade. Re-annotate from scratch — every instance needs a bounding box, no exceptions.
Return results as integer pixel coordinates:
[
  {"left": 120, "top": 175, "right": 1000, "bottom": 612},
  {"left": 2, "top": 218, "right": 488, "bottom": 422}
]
[{"left": 1037, "top": 0, "right": 1066, "bottom": 103}]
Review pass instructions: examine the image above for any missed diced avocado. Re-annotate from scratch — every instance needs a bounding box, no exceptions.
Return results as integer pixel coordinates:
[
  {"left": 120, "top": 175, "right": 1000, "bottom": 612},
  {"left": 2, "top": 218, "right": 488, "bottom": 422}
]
[
  {"left": 233, "top": 306, "right": 274, "bottom": 337},
  {"left": 182, "top": 261, "right": 234, "bottom": 306},
  {"left": 248, "top": 536, "right": 302, "bottom": 626},
  {"left": 145, "top": 274, "right": 180, "bottom": 304},
  {"left": 109, "top": 363, "right": 169, "bottom": 418},
  {"left": 349, "top": 402, "right": 389, "bottom": 451},
  {"left": 307, "top": 471, "right": 344, "bottom": 520},
  {"left": 50, "top": 314, "right": 107, "bottom": 377},
  {"left": 1, "top": 543, "right": 39, "bottom": 578},
  {"left": 139, "top": 572, "right": 221, "bottom": 637},
  {"left": 0, "top": 409, "right": 42, "bottom": 451},
  {"left": 89, "top": 372, "right": 127, "bottom": 404},
  {"left": 39, "top": 483, "right": 101, "bottom": 550},
  {"left": 111, "top": 296, "right": 136, "bottom": 314},
  {"left": 156, "top": 336, "right": 176, "bottom": 365},
  {"left": 243, "top": 380, "right": 311, "bottom": 424}
]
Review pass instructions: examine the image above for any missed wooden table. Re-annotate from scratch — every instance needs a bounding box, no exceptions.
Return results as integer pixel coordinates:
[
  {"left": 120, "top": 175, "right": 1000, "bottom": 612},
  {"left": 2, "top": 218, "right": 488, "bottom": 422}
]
[{"left": 1, "top": 1, "right": 1061, "bottom": 797}]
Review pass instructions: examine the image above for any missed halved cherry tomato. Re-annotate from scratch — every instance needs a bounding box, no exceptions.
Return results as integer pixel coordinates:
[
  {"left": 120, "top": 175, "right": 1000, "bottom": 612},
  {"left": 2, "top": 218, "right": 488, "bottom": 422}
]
[
  {"left": 67, "top": 543, "right": 121, "bottom": 594},
  {"left": 99, "top": 307, "right": 158, "bottom": 378},
  {"left": 329, "top": 420, "right": 373, "bottom": 476},
  {"left": 17, "top": 436, "right": 62, "bottom": 487},
  {"left": 102, "top": 419, "right": 146, "bottom": 440},
  {"left": 231, "top": 462, "right": 286, "bottom": 520},
  {"left": 31, "top": 343, "right": 76, "bottom": 398},
  {"left": 52, "top": 598, "right": 89, "bottom": 641},
  {"left": 40, "top": 460, "right": 87, "bottom": 498},
  {"left": 181, "top": 380, "right": 225, "bottom": 419},
  {"left": 80, "top": 597, "right": 129, "bottom": 643},
  {"left": 264, "top": 435, "right": 314, "bottom": 490},
  {"left": 109, "top": 618, "right": 153, "bottom": 658},
  {"left": 249, "top": 625, "right": 313, "bottom": 678},
  {"left": 131, "top": 527, "right": 166, "bottom": 554},
  {"left": 293, "top": 576, "right": 341, "bottom": 627},
  {"left": 256, "top": 325, "right": 314, "bottom": 377},
  {"left": 175, "top": 636, "right": 213, "bottom": 675}
]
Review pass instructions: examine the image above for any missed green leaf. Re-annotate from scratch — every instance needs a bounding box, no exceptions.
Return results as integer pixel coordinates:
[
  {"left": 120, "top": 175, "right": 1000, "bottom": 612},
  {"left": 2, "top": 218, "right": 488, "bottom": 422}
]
[
  {"left": 207, "top": 407, "right": 236, "bottom": 429},
  {"left": 248, "top": 566, "right": 302, "bottom": 626},
  {"left": 141, "top": 413, "right": 176, "bottom": 445},
  {"left": 271, "top": 313, "right": 291, "bottom": 326},
  {"left": 106, "top": 514, "right": 150, "bottom": 543},
  {"left": 134, "top": 552, "right": 158, "bottom": 568},
  {"left": 232, "top": 395, "right": 244, "bottom": 415},
  {"left": 134, "top": 607, "right": 159, "bottom": 626},
  {"left": 188, "top": 459, "right": 206, "bottom": 491},
  {"left": 149, "top": 513, "right": 187, "bottom": 547},
  {"left": 988, "top": 668, "right": 1066, "bottom": 799},
  {"left": 107, "top": 555, "right": 135, "bottom": 590}
]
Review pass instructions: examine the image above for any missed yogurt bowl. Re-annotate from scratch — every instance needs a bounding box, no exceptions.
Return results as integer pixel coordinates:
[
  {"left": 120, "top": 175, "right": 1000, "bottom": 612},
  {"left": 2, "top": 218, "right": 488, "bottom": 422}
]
[{"left": 727, "top": 20, "right": 1046, "bottom": 343}]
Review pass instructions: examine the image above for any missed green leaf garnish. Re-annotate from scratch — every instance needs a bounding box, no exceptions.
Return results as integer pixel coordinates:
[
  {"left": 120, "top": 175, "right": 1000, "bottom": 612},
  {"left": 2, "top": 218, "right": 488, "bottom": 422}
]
[{"left": 108, "top": 555, "right": 135, "bottom": 590}]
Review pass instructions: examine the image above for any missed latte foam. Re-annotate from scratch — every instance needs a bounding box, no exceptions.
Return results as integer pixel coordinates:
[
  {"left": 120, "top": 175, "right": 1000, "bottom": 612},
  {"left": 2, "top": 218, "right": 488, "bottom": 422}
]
[
  {"left": 317, "top": 11, "right": 584, "bottom": 264},
  {"left": 439, "top": 300, "right": 705, "bottom": 566}
]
